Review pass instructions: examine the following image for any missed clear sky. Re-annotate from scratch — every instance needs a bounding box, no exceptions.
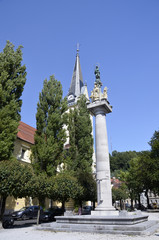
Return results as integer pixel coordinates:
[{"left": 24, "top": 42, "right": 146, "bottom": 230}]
[{"left": 0, "top": 0, "right": 159, "bottom": 153}]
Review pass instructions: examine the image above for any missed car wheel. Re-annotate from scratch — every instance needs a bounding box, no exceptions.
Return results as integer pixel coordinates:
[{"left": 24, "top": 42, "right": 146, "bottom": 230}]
[
  {"left": 2, "top": 219, "right": 14, "bottom": 228},
  {"left": 22, "top": 214, "right": 27, "bottom": 220}
]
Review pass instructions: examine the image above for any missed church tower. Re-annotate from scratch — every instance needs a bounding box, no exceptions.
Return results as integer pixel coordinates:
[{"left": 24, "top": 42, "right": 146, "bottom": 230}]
[
  {"left": 66, "top": 47, "right": 96, "bottom": 175},
  {"left": 67, "top": 47, "right": 89, "bottom": 106}
]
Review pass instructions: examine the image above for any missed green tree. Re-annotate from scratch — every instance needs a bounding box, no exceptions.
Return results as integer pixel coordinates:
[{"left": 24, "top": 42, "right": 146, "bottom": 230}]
[
  {"left": 31, "top": 75, "right": 68, "bottom": 176},
  {"left": 27, "top": 173, "right": 50, "bottom": 207},
  {"left": 68, "top": 95, "right": 93, "bottom": 173},
  {"left": 0, "top": 159, "right": 33, "bottom": 219},
  {"left": 148, "top": 131, "right": 159, "bottom": 195},
  {"left": 26, "top": 172, "right": 52, "bottom": 224},
  {"left": 75, "top": 171, "right": 97, "bottom": 207},
  {"left": 112, "top": 184, "right": 129, "bottom": 210},
  {"left": 119, "top": 158, "right": 143, "bottom": 210},
  {"left": 50, "top": 172, "right": 83, "bottom": 211},
  {"left": 120, "top": 152, "right": 153, "bottom": 209},
  {"left": 67, "top": 95, "right": 95, "bottom": 205},
  {"left": 0, "top": 41, "right": 27, "bottom": 161},
  {"left": 110, "top": 150, "right": 139, "bottom": 173},
  {"left": 149, "top": 130, "right": 159, "bottom": 159}
]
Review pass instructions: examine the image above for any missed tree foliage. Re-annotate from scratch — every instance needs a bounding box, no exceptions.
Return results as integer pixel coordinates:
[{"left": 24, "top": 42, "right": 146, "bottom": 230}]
[
  {"left": 148, "top": 130, "right": 159, "bottom": 194},
  {"left": 75, "top": 171, "right": 97, "bottom": 205},
  {"left": 31, "top": 75, "right": 68, "bottom": 176},
  {"left": 68, "top": 95, "right": 93, "bottom": 173},
  {"left": 149, "top": 130, "right": 159, "bottom": 159},
  {"left": 50, "top": 172, "right": 83, "bottom": 209},
  {"left": 27, "top": 172, "right": 51, "bottom": 207},
  {"left": 119, "top": 157, "right": 143, "bottom": 209},
  {"left": 119, "top": 150, "right": 158, "bottom": 209},
  {"left": 110, "top": 150, "right": 139, "bottom": 173},
  {"left": 0, "top": 41, "right": 26, "bottom": 161},
  {"left": 112, "top": 184, "right": 129, "bottom": 209},
  {"left": 66, "top": 95, "right": 95, "bottom": 204},
  {"left": 0, "top": 159, "right": 33, "bottom": 218}
]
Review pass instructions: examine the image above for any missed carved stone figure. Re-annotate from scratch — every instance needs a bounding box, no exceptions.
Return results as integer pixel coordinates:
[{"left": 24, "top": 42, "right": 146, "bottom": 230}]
[
  {"left": 90, "top": 83, "right": 101, "bottom": 102},
  {"left": 94, "top": 83, "right": 100, "bottom": 101},
  {"left": 102, "top": 87, "right": 108, "bottom": 100}
]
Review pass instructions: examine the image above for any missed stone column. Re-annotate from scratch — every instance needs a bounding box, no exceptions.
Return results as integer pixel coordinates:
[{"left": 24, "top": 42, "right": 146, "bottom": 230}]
[{"left": 87, "top": 100, "right": 117, "bottom": 216}]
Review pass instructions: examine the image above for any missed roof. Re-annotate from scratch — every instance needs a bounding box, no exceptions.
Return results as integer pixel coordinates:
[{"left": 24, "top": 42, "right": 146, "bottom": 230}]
[
  {"left": 17, "top": 121, "right": 36, "bottom": 144},
  {"left": 68, "top": 50, "right": 84, "bottom": 99},
  {"left": 111, "top": 177, "right": 122, "bottom": 189}
]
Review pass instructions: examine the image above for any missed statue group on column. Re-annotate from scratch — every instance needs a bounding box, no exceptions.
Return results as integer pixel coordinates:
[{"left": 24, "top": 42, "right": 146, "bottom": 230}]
[{"left": 90, "top": 66, "right": 108, "bottom": 103}]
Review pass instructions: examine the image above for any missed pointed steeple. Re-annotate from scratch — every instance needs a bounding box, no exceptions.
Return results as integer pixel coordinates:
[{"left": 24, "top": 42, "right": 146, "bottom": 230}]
[{"left": 68, "top": 46, "right": 84, "bottom": 105}]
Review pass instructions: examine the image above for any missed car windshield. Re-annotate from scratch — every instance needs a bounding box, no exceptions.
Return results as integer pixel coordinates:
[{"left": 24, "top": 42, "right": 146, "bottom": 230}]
[{"left": 19, "top": 207, "right": 29, "bottom": 211}]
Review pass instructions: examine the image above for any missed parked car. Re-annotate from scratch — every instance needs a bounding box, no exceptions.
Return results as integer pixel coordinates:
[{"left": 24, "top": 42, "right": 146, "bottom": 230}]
[
  {"left": 82, "top": 206, "right": 93, "bottom": 215},
  {"left": 40, "top": 207, "right": 64, "bottom": 222},
  {"left": 135, "top": 204, "right": 147, "bottom": 211},
  {"left": 11, "top": 205, "right": 43, "bottom": 220}
]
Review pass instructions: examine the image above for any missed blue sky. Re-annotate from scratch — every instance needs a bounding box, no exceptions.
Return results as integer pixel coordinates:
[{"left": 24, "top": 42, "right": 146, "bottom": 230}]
[{"left": 0, "top": 0, "right": 159, "bottom": 153}]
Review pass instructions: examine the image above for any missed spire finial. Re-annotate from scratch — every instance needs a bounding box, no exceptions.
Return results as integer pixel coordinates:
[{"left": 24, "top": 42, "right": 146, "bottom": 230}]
[{"left": 77, "top": 43, "right": 80, "bottom": 54}]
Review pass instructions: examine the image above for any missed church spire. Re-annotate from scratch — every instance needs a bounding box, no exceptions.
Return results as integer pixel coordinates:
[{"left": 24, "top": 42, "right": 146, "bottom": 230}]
[{"left": 67, "top": 45, "right": 84, "bottom": 105}]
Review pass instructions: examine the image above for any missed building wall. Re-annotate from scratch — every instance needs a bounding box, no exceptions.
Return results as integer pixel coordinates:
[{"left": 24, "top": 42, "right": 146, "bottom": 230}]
[
  {"left": 5, "top": 136, "right": 70, "bottom": 213},
  {"left": 13, "top": 138, "right": 32, "bottom": 164},
  {"left": 5, "top": 138, "right": 33, "bottom": 213}
]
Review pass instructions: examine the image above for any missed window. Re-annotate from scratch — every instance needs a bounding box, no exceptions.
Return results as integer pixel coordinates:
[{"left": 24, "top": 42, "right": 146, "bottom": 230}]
[{"left": 21, "top": 149, "right": 26, "bottom": 159}]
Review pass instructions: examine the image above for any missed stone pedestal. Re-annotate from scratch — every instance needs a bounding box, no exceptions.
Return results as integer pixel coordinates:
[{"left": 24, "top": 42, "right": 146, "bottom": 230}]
[
  {"left": 87, "top": 100, "right": 116, "bottom": 215},
  {"left": 37, "top": 213, "right": 159, "bottom": 235}
]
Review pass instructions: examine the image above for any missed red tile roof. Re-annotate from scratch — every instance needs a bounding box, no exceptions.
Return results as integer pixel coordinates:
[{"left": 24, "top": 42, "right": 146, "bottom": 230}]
[
  {"left": 17, "top": 121, "right": 36, "bottom": 144},
  {"left": 111, "top": 177, "right": 122, "bottom": 189}
]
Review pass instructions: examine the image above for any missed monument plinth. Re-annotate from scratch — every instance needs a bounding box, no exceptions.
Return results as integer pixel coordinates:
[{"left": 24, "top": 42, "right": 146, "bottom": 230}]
[{"left": 87, "top": 66, "right": 117, "bottom": 216}]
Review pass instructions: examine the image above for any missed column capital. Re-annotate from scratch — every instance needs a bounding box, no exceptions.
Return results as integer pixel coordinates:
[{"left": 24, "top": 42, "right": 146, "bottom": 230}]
[{"left": 87, "top": 100, "right": 112, "bottom": 116}]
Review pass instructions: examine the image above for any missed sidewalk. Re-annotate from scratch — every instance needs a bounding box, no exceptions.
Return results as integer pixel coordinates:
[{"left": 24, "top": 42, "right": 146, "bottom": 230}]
[
  {"left": 0, "top": 212, "right": 159, "bottom": 240},
  {"left": 0, "top": 225, "right": 159, "bottom": 240}
]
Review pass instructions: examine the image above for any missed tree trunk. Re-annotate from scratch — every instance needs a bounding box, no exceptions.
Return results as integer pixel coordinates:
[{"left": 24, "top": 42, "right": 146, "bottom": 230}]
[
  {"left": 120, "top": 199, "right": 123, "bottom": 210},
  {"left": 39, "top": 198, "right": 45, "bottom": 208},
  {"left": 36, "top": 198, "right": 45, "bottom": 225},
  {"left": 62, "top": 201, "right": 65, "bottom": 212},
  {"left": 138, "top": 194, "right": 141, "bottom": 209},
  {"left": 130, "top": 198, "right": 134, "bottom": 210},
  {"left": 0, "top": 196, "right": 7, "bottom": 220},
  {"left": 145, "top": 190, "right": 151, "bottom": 209},
  {"left": 37, "top": 205, "right": 41, "bottom": 225},
  {"left": 93, "top": 201, "right": 95, "bottom": 210}
]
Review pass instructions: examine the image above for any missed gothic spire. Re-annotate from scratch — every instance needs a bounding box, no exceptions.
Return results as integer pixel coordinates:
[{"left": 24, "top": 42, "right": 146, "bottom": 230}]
[{"left": 68, "top": 46, "right": 84, "bottom": 104}]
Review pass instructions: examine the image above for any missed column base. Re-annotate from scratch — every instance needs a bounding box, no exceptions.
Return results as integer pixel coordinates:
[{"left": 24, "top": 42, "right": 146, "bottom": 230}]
[{"left": 91, "top": 209, "right": 119, "bottom": 216}]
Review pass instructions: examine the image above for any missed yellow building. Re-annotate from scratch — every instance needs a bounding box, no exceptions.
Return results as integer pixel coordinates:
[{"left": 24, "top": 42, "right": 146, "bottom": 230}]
[
  {"left": 5, "top": 121, "right": 73, "bottom": 213},
  {"left": 5, "top": 121, "right": 38, "bottom": 213}
]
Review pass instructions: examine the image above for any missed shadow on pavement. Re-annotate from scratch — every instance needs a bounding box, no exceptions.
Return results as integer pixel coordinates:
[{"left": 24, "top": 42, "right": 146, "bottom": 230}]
[{"left": 13, "top": 219, "right": 38, "bottom": 228}]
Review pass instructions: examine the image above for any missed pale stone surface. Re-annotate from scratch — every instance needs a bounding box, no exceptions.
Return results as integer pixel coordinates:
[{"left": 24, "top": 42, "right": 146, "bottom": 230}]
[
  {"left": 1, "top": 224, "right": 159, "bottom": 240},
  {"left": 1, "top": 213, "right": 159, "bottom": 238},
  {"left": 87, "top": 100, "right": 116, "bottom": 213},
  {"left": 91, "top": 210, "right": 119, "bottom": 216},
  {"left": 36, "top": 213, "right": 158, "bottom": 235}
]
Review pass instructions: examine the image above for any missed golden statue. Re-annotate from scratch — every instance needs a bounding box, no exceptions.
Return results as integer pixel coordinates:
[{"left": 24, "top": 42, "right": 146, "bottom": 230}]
[
  {"left": 102, "top": 87, "right": 108, "bottom": 100},
  {"left": 90, "top": 83, "right": 100, "bottom": 102}
]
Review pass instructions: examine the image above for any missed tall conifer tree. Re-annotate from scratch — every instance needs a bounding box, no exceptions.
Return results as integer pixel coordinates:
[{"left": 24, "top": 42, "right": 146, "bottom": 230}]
[
  {"left": 0, "top": 41, "right": 26, "bottom": 161},
  {"left": 32, "top": 75, "right": 68, "bottom": 176},
  {"left": 68, "top": 95, "right": 93, "bottom": 173},
  {"left": 68, "top": 95, "right": 96, "bottom": 204}
]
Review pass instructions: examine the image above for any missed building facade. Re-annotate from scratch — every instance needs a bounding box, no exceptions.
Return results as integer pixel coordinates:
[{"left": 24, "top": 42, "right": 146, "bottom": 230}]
[{"left": 5, "top": 122, "right": 37, "bottom": 213}]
